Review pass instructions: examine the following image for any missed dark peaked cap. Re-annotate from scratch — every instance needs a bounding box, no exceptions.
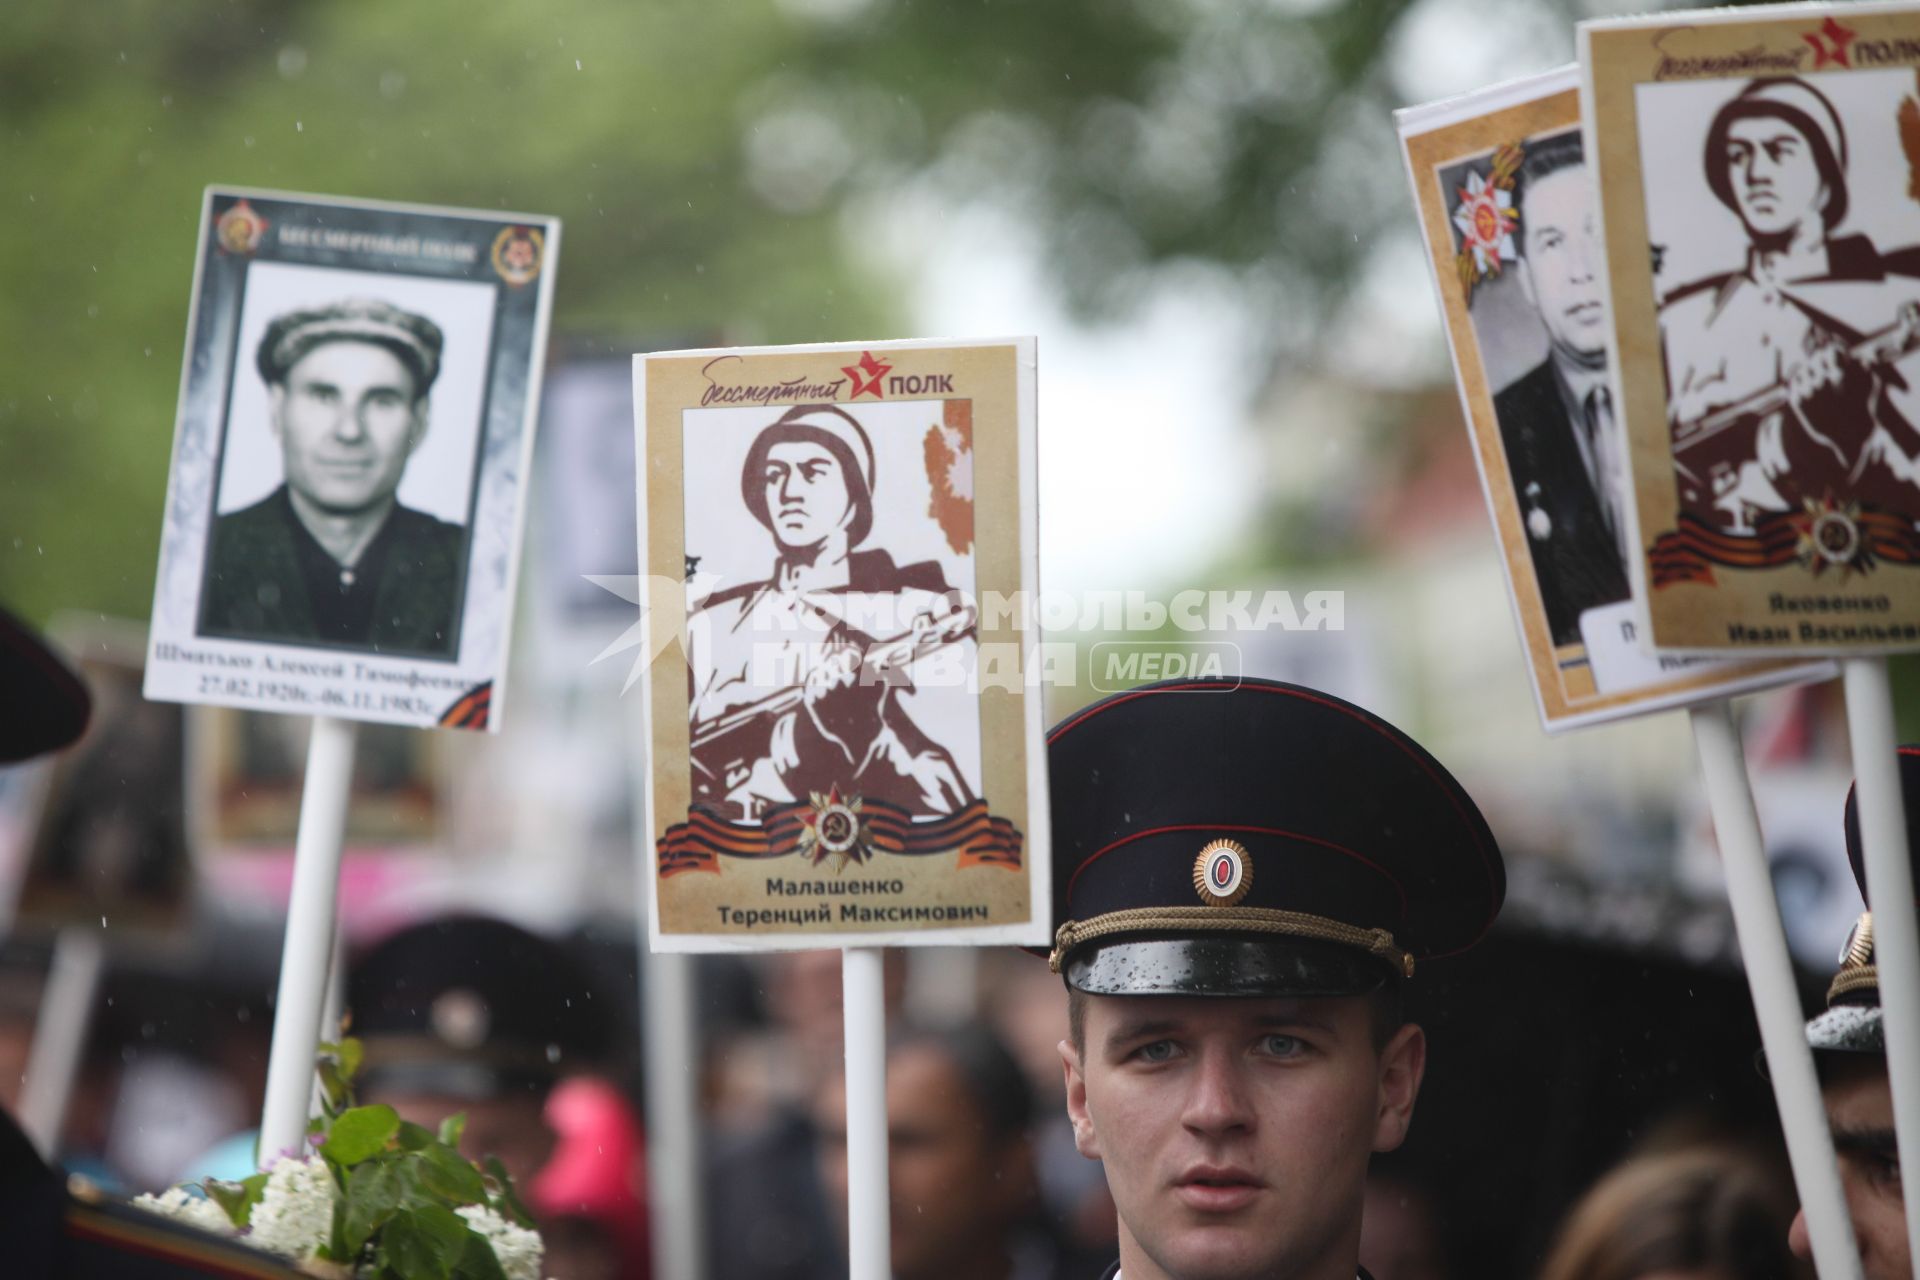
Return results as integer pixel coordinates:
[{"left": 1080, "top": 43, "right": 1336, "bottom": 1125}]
[
  {"left": 0, "top": 607, "right": 90, "bottom": 763},
  {"left": 1045, "top": 678, "right": 1505, "bottom": 996},
  {"left": 1803, "top": 746, "right": 1920, "bottom": 1053}
]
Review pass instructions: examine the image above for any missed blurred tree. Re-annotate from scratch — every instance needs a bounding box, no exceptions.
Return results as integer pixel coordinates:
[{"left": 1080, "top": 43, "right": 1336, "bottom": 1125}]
[{"left": 0, "top": 0, "right": 1624, "bottom": 621}]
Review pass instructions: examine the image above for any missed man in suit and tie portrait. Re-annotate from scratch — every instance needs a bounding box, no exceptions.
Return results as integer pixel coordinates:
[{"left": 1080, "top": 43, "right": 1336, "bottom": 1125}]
[{"left": 1492, "top": 132, "right": 1633, "bottom": 648}]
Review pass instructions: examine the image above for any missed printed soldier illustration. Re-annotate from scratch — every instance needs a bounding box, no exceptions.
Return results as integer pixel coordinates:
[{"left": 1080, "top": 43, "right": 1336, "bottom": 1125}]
[
  {"left": 685, "top": 404, "right": 977, "bottom": 824},
  {"left": 199, "top": 297, "right": 466, "bottom": 657},
  {"left": 1660, "top": 76, "right": 1920, "bottom": 534},
  {"left": 1494, "top": 132, "right": 1632, "bottom": 646}
]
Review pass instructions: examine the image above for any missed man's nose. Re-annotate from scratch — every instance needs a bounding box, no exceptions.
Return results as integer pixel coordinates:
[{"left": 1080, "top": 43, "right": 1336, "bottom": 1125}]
[
  {"left": 334, "top": 402, "right": 370, "bottom": 441},
  {"left": 1570, "top": 235, "right": 1596, "bottom": 283},
  {"left": 1785, "top": 1206, "right": 1812, "bottom": 1262},
  {"left": 1180, "top": 1049, "right": 1255, "bottom": 1137}
]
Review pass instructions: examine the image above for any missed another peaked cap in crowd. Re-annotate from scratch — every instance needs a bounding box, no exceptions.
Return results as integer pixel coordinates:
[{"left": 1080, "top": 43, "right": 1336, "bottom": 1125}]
[
  {"left": 1807, "top": 746, "right": 1920, "bottom": 1054},
  {"left": 348, "top": 915, "right": 612, "bottom": 1098},
  {"left": 1046, "top": 678, "right": 1505, "bottom": 996},
  {"left": 0, "top": 606, "right": 89, "bottom": 764},
  {"left": 255, "top": 297, "right": 444, "bottom": 394}
]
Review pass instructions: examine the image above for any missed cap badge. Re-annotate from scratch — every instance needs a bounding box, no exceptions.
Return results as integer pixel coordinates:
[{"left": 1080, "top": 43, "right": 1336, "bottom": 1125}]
[
  {"left": 1193, "top": 839, "right": 1252, "bottom": 907},
  {"left": 430, "top": 987, "right": 491, "bottom": 1051}
]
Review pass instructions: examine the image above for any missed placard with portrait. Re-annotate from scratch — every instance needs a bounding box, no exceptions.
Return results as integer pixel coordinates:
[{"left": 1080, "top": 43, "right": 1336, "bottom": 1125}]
[
  {"left": 144, "top": 188, "right": 559, "bottom": 728},
  {"left": 636, "top": 338, "right": 1048, "bottom": 949},
  {"left": 1400, "top": 67, "right": 1829, "bottom": 727},
  {"left": 1584, "top": 1, "right": 1920, "bottom": 652}
]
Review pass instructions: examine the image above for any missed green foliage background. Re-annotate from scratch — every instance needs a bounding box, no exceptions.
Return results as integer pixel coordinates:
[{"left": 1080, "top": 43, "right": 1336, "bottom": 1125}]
[{"left": 2, "top": 0, "right": 1638, "bottom": 625}]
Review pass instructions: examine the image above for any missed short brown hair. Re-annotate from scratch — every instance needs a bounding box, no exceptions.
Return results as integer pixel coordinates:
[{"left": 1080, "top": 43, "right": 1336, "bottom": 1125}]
[{"left": 1537, "top": 1148, "right": 1806, "bottom": 1280}]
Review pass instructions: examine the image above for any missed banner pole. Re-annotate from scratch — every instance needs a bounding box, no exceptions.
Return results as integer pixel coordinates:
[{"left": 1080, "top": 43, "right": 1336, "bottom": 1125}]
[
  {"left": 1839, "top": 657, "right": 1920, "bottom": 1262},
  {"left": 17, "top": 926, "right": 106, "bottom": 1159},
  {"left": 643, "top": 951, "right": 703, "bottom": 1280},
  {"left": 258, "top": 715, "right": 358, "bottom": 1164},
  {"left": 842, "top": 945, "right": 890, "bottom": 1280},
  {"left": 1688, "top": 701, "right": 1862, "bottom": 1280}
]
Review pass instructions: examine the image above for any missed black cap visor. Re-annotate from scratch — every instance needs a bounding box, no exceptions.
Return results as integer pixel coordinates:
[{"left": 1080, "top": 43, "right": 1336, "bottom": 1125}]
[{"left": 1065, "top": 934, "right": 1391, "bottom": 998}]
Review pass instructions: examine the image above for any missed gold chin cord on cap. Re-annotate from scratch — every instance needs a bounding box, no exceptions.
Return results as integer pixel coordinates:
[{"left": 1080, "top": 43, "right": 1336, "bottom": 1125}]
[
  {"left": 1049, "top": 907, "right": 1415, "bottom": 978},
  {"left": 1828, "top": 911, "right": 1877, "bottom": 1003}
]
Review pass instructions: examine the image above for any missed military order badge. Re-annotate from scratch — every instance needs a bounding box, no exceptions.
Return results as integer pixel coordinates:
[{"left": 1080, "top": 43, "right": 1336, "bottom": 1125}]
[
  {"left": 635, "top": 337, "right": 1048, "bottom": 950},
  {"left": 143, "top": 188, "right": 560, "bottom": 730},
  {"left": 1584, "top": 1, "right": 1920, "bottom": 653},
  {"left": 1400, "top": 68, "right": 1828, "bottom": 728}
]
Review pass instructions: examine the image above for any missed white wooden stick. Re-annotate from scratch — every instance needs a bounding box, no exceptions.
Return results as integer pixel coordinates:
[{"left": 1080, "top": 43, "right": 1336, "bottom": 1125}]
[
  {"left": 1689, "top": 702, "right": 1862, "bottom": 1280},
  {"left": 259, "top": 715, "right": 358, "bottom": 1164},
  {"left": 1839, "top": 658, "right": 1920, "bottom": 1262},
  {"left": 643, "top": 950, "right": 704, "bottom": 1280},
  {"left": 842, "top": 945, "right": 891, "bottom": 1280},
  {"left": 17, "top": 925, "right": 106, "bottom": 1160}
]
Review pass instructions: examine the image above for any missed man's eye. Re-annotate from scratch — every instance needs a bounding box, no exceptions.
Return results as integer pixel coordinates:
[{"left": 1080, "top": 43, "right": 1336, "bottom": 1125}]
[
  {"left": 365, "top": 391, "right": 404, "bottom": 409},
  {"left": 1259, "top": 1034, "right": 1304, "bottom": 1058},
  {"left": 1134, "top": 1040, "right": 1178, "bottom": 1064},
  {"left": 302, "top": 385, "right": 339, "bottom": 404}
]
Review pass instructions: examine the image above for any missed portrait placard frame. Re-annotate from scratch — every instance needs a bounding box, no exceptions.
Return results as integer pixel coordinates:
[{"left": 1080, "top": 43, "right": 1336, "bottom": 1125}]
[
  {"left": 1583, "top": 1, "right": 1920, "bottom": 654},
  {"left": 635, "top": 337, "right": 1049, "bottom": 951},
  {"left": 1399, "top": 68, "right": 1829, "bottom": 728},
  {"left": 143, "top": 187, "right": 560, "bottom": 730}
]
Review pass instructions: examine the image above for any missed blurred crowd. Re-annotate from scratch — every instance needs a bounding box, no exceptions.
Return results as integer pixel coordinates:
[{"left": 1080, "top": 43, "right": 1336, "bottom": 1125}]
[{"left": 0, "top": 905, "right": 1842, "bottom": 1280}]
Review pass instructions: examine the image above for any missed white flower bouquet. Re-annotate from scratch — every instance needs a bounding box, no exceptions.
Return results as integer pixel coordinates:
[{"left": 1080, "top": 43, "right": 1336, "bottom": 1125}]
[{"left": 134, "top": 1039, "right": 547, "bottom": 1280}]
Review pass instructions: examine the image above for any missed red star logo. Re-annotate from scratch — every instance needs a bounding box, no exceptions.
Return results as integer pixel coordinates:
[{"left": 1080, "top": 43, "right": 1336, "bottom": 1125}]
[
  {"left": 1803, "top": 15, "right": 1856, "bottom": 69},
  {"left": 841, "top": 350, "right": 891, "bottom": 399}
]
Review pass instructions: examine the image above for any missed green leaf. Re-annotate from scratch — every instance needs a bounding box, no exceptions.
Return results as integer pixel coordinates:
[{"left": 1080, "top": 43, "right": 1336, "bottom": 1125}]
[
  {"left": 419, "top": 1142, "right": 487, "bottom": 1205},
  {"left": 344, "top": 1159, "right": 407, "bottom": 1256},
  {"left": 316, "top": 1060, "right": 349, "bottom": 1119},
  {"left": 436, "top": 1112, "right": 466, "bottom": 1150},
  {"left": 203, "top": 1174, "right": 267, "bottom": 1228},
  {"left": 321, "top": 1104, "right": 401, "bottom": 1167},
  {"left": 388, "top": 1204, "right": 471, "bottom": 1275},
  {"left": 396, "top": 1121, "right": 437, "bottom": 1152},
  {"left": 483, "top": 1155, "right": 536, "bottom": 1229},
  {"left": 380, "top": 1212, "right": 437, "bottom": 1280},
  {"left": 455, "top": 1229, "right": 510, "bottom": 1280}
]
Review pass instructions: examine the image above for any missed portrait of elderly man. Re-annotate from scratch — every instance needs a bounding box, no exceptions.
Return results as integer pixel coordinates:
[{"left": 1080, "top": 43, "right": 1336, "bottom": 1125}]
[
  {"left": 686, "top": 403, "right": 975, "bottom": 824},
  {"left": 1660, "top": 76, "right": 1920, "bottom": 533},
  {"left": 199, "top": 297, "right": 467, "bottom": 657},
  {"left": 1493, "top": 132, "right": 1632, "bottom": 648}
]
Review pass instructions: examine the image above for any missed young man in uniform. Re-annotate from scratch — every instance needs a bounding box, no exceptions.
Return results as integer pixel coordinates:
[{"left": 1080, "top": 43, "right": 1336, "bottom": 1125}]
[
  {"left": 1043, "top": 678, "right": 1506, "bottom": 1280},
  {"left": 1787, "top": 749, "right": 1917, "bottom": 1280}
]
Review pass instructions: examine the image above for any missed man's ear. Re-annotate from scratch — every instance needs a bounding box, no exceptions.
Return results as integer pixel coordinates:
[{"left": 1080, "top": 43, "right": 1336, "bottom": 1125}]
[
  {"left": 1371, "top": 1022, "right": 1426, "bottom": 1154},
  {"left": 1060, "top": 1038, "right": 1103, "bottom": 1161},
  {"left": 406, "top": 399, "right": 430, "bottom": 455},
  {"left": 267, "top": 384, "right": 288, "bottom": 444}
]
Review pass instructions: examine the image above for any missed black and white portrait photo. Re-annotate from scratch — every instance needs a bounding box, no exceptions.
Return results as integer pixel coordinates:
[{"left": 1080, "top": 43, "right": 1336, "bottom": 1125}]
[
  {"left": 1451, "top": 128, "right": 1632, "bottom": 649},
  {"left": 145, "top": 189, "right": 559, "bottom": 731},
  {"left": 681, "top": 401, "right": 983, "bottom": 826},
  {"left": 1647, "top": 73, "right": 1920, "bottom": 534},
  {"left": 199, "top": 265, "right": 494, "bottom": 658}
]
